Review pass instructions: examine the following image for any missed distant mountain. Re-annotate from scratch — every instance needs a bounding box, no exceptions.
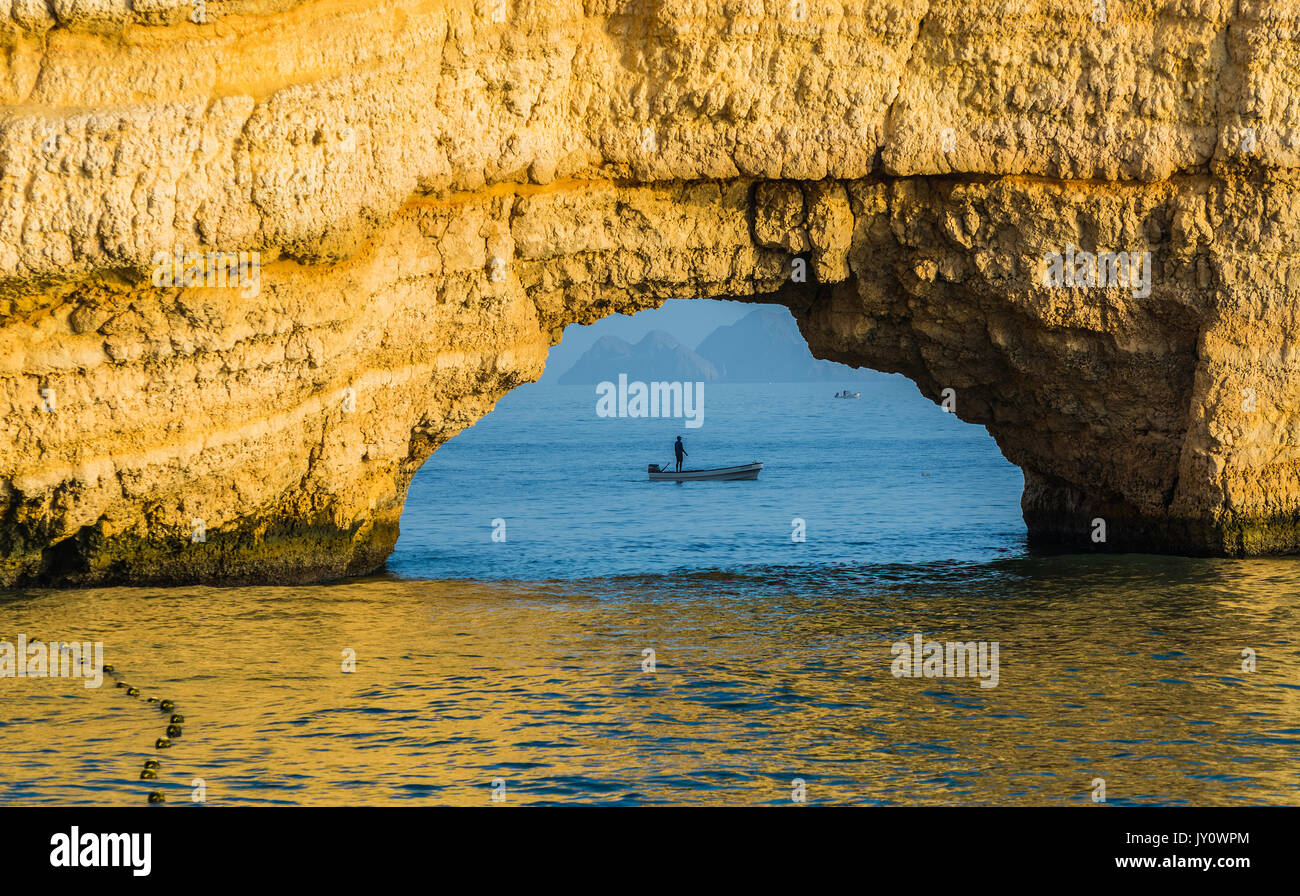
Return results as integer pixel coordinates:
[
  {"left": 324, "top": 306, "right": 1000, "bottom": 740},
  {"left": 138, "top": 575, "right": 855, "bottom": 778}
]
[
  {"left": 552, "top": 308, "right": 875, "bottom": 384},
  {"left": 695, "top": 307, "right": 874, "bottom": 382},
  {"left": 557, "top": 331, "right": 720, "bottom": 384}
]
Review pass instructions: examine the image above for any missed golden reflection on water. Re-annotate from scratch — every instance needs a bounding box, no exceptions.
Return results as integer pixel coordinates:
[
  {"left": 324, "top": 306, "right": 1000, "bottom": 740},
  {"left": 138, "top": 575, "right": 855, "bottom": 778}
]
[{"left": 1, "top": 554, "right": 1297, "bottom": 805}]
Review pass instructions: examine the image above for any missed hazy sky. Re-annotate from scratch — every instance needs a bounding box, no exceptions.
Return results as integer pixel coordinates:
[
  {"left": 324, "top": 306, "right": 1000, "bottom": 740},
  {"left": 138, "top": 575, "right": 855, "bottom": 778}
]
[{"left": 541, "top": 299, "right": 766, "bottom": 382}]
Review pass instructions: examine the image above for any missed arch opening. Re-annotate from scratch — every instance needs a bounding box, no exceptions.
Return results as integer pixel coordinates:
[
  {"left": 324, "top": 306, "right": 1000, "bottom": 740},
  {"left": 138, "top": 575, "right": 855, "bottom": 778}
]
[{"left": 391, "top": 299, "right": 1025, "bottom": 581}]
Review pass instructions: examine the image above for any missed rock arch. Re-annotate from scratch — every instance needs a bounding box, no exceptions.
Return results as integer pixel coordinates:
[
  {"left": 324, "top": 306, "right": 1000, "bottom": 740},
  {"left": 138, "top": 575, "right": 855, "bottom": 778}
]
[{"left": 1, "top": 1, "right": 1297, "bottom": 585}]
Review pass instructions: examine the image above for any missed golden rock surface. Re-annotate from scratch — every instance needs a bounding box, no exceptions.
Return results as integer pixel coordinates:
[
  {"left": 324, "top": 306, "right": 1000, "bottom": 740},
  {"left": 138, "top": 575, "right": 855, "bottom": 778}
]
[{"left": 2, "top": 1, "right": 1298, "bottom": 583}]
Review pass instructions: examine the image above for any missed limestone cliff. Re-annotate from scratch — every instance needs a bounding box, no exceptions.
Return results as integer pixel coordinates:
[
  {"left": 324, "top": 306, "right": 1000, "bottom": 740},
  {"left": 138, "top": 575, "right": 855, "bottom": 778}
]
[{"left": 2, "top": 0, "right": 1298, "bottom": 585}]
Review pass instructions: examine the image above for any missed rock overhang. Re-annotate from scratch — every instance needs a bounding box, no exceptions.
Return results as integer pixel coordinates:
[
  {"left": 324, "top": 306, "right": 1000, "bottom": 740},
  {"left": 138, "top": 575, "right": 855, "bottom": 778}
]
[{"left": 2, "top": 0, "right": 1299, "bottom": 584}]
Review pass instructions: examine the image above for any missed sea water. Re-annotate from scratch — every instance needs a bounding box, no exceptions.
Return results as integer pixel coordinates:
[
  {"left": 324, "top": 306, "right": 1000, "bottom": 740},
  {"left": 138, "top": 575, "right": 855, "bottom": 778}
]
[{"left": 2, "top": 379, "right": 1297, "bottom": 805}]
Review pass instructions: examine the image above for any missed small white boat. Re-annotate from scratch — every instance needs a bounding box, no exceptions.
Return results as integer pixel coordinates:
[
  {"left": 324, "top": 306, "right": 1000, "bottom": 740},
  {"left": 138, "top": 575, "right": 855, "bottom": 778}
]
[
  {"left": 648, "top": 462, "right": 763, "bottom": 482},
  {"left": 835, "top": 391, "right": 860, "bottom": 398}
]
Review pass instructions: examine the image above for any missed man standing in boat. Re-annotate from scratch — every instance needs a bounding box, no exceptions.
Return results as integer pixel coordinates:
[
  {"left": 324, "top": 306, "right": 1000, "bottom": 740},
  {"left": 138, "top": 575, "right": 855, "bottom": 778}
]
[{"left": 674, "top": 436, "right": 688, "bottom": 472}]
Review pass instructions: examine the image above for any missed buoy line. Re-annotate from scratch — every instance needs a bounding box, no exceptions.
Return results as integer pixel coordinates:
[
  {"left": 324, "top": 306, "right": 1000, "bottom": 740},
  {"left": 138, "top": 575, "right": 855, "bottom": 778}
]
[{"left": 100, "top": 662, "right": 186, "bottom": 805}]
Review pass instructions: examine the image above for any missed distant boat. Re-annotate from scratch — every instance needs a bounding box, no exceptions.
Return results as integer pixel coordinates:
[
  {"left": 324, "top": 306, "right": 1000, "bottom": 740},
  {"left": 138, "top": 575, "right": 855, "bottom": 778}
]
[
  {"left": 647, "top": 462, "right": 763, "bottom": 482},
  {"left": 835, "top": 390, "right": 860, "bottom": 398}
]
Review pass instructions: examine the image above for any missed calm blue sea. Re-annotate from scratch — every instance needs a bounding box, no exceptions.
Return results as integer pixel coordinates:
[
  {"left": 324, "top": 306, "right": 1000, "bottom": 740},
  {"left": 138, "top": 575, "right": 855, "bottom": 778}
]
[{"left": 394, "top": 378, "right": 1027, "bottom": 578}]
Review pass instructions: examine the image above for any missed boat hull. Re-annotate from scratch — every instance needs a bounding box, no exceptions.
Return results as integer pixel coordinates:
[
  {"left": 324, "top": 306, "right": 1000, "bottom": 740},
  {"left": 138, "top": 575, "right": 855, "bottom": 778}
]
[{"left": 648, "top": 462, "right": 762, "bottom": 482}]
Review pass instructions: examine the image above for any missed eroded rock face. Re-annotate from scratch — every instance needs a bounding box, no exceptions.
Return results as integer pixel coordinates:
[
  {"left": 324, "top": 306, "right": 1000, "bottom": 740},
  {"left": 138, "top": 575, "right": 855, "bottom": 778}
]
[{"left": 1, "top": 0, "right": 1298, "bottom": 585}]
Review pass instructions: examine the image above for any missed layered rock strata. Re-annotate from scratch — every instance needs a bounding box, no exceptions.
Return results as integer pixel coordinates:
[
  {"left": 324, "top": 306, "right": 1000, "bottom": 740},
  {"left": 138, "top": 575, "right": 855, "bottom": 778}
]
[{"left": 2, "top": 0, "right": 1298, "bottom": 584}]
